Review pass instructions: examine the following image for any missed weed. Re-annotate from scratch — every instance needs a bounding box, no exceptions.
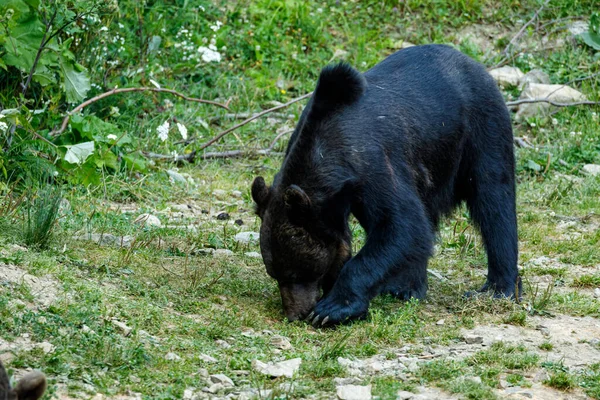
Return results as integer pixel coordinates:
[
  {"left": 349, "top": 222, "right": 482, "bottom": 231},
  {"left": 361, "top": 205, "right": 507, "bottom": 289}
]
[{"left": 24, "top": 185, "right": 62, "bottom": 249}]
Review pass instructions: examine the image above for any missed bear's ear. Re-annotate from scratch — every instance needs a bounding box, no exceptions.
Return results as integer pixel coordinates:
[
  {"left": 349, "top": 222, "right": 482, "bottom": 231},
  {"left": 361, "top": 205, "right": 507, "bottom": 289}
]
[
  {"left": 252, "top": 177, "right": 270, "bottom": 212},
  {"left": 311, "top": 62, "right": 366, "bottom": 116},
  {"left": 283, "top": 185, "right": 311, "bottom": 215},
  {"left": 14, "top": 371, "right": 47, "bottom": 400}
]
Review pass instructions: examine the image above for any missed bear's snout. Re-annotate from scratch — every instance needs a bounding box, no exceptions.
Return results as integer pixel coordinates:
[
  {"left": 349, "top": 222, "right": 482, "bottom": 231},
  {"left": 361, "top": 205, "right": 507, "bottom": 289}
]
[{"left": 279, "top": 282, "right": 320, "bottom": 321}]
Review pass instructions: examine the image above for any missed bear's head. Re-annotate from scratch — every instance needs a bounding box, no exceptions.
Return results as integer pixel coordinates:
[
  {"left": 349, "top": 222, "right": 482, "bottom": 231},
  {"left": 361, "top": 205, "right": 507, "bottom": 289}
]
[
  {"left": 0, "top": 360, "right": 47, "bottom": 400},
  {"left": 252, "top": 176, "right": 351, "bottom": 321}
]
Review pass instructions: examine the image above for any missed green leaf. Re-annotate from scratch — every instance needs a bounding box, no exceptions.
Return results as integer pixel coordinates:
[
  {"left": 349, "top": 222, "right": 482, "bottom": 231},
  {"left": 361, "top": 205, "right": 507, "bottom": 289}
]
[
  {"left": 23, "top": 0, "right": 40, "bottom": 8},
  {"left": 1, "top": 13, "right": 44, "bottom": 72},
  {"left": 580, "top": 32, "right": 600, "bottom": 51},
  {"left": 32, "top": 65, "right": 56, "bottom": 86},
  {"left": 0, "top": 59, "right": 7, "bottom": 71},
  {"left": 59, "top": 60, "right": 91, "bottom": 103},
  {"left": 95, "top": 150, "right": 119, "bottom": 170},
  {"left": 63, "top": 141, "right": 95, "bottom": 164},
  {"left": 123, "top": 154, "right": 147, "bottom": 172},
  {"left": 527, "top": 160, "right": 542, "bottom": 172}
]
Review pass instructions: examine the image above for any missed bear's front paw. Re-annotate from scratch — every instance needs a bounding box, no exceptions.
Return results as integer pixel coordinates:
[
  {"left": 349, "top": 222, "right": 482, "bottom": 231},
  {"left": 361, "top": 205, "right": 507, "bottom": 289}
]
[{"left": 307, "top": 295, "right": 369, "bottom": 327}]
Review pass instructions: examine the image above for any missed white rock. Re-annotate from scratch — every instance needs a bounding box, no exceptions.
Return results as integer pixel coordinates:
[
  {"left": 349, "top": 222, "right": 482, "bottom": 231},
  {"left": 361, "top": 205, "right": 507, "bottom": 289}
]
[
  {"left": 397, "top": 390, "right": 416, "bottom": 400},
  {"left": 582, "top": 164, "right": 600, "bottom": 176},
  {"left": 489, "top": 66, "right": 524, "bottom": 87},
  {"left": 165, "top": 352, "right": 181, "bottom": 361},
  {"left": 213, "top": 189, "right": 227, "bottom": 199},
  {"left": 516, "top": 83, "right": 587, "bottom": 120},
  {"left": 568, "top": 21, "right": 589, "bottom": 36},
  {"left": 436, "top": 319, "right": 445, "bottom": 325},
  {"left": 202, "top": 383, "right": 223, "bottom": 394},
  {"left": 111, "top": 319, "right": 133, "bottom": 336},
  {"left": 336, "top": 384, "right": 372, "bottom": 400},
  {"left": 270, "top": 335, "right": 293, "bottom": 350},
  {"left": 213, "top": 249, "right": 234, "bottom": 258},
  {"left": 464, "top": 334, "right": 484, "bottom": 344},
  {"left": 519, "top": 69, "right": 550, "bottom": 87},
  {"left": 252, "top": 358, "right": 302, "bottom": 378},
  {"left": 36, "top": 342, "right": 55, "bottom": 354},
  {"left": 244, "top": 251, "right": 262, "bottom": 259},
  {"left": 215, "top": 339, "right": 231, "bottom": 348},
  {"left": 333, "top": 49, "right": 349, "bottom": 59},
  {"left": 134, "top": 213, "right": 162, "bottom": 227},
  {"left": 167, "top": 169, "right": 187, "bottom": 184},
  {"left": 594, "top": 288, "right": 600, "bottom": 298},
  {"left": 210, "top": 374, "right": 234, "bottom": 387},
  {"left": 235, "top": 232, "right": 260, "bottom": 244},
  {"left": 231, "top": 190, "right": 243, "bottom": 198},
  {"left": 199, "top": 353, "right": 218, "bottom": 363},
  {"left": 183, "top": 388, "right": 195, "bottom": 399}
]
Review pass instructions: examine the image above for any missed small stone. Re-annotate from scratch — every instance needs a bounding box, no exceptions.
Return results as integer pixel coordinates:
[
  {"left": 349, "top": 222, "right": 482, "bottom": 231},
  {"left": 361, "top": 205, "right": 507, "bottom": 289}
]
[
  {"left": 333, "top": 48, "right": 349, "bottom": 58},
  {"left": 111, "top": 319, "right": 133, "bottom": 336},
  {"left": 583, "top": 164, "right": 600, "bottom": 176},
  {"left": 270, "top": 335, "right": 293, "bottom": 350},
  {"left": 336, "top": 384, "right": 372, "bottom": 400},
  {"left": 215, "top": 339, "right": 231, "bottom": 348},
  {"left": 165, "top": 352, "right": 181, "bottom": 361},
  {"left": 436, "top": 319, "right": 445, "bottom": 325},
  {"left": 202, "top": 383, "right": 224, "bottom": 394},
  {"left": 489, "top": 66, "right": 524, "bottom": 87},
  {"left": 134, "top": 213, "right": 162, "bottom": 227},
  {"left": 199, "top": 354, "right": 218, "bottom": 363},
  {"left": 130, "top": 375, "right": 141, "bottom": 383},
  {"left": 396, "top": 390, "right": 415, "bottom": 400},
  {"left": 516, "top": 83, "right": 587, "bottom": 120},
  {"left": 252, "top": 358, "right": 302, "bottom": 378},
  {"left": 234, "top": 232, "right": 260, "bottom": 244},
  {"left": 235, "top": 219, "right": 244, "bottom": 226},
  {"left": 244, "top": 251, "right": 262, "bottom": 259},
  {"left": 183, "top": 388, "right": 195, "bottom": 399},
  {"left": 231, "top": 190, "right": 243, "bottom": 198},
  {"left": 36, "top": 342, "right": 55, "bottom": 354},
  {"left": 464, "top": 334, "right": 484, "bottom": 344},
  {"left": 210, "top": 374, "right": 234, "bottom": 387},
  {"left": 533, "top": 370, "right": 550, "bottom": 382},
  {"left": 167, "top": 169, "right": 187, "bottom": 184},
  {"left": 216, "top": 212, "right": 230, "bottom": 220},
  {"left": 214, "top": 249, "right": 234, "bottom": 258},
  {"left": 213, "top": 189, "right": 227, "bottom": 199},
  {"left": 519, "top": 69, "right": 550, "bottom": 87}
]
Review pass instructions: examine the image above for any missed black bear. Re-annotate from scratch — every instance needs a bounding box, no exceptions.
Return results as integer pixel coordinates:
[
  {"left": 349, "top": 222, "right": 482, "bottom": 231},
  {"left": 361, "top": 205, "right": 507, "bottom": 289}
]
[
  {"left": 252, "top": 44, "right": 519, "bottom": 326},
  {"left": 0, "top": 360, "right": 47, "bottom": 400}
]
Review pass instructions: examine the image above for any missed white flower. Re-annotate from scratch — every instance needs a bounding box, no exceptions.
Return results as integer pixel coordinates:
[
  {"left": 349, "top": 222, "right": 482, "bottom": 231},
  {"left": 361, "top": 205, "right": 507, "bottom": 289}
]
[
  {"left": 210, "top": 21, "right": 223, "bottom": 32},
  {"left": 176, "top": 123, "right": 188, "bottom": 140},
  {"left": 100, "top": 26, "right": 109, "bottom": 32},
  {"left": 157, "top": 121, "right": 170, "bottom": 142},
  {"left": 199, "top": 5, "right": 205, "bottom": 11},
  {"left": 107, "top": 134, "right": 118, "bottom": 140},
  {"left": 198, "top": 46, "right": 221, "bottom": 62},
  {"left": 0, "top": 121, "right": 8, "bottom": 133}
]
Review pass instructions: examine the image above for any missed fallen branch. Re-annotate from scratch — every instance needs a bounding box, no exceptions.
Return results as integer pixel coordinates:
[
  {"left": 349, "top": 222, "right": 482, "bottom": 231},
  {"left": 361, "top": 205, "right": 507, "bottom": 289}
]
[
  {"left": 267, "top": 129, "right": 294, "bottom": 152},
  {"left": 144, "top": 149, "right": 284, "bottom": 162},
  {"left": 506, "top": 98, "right": 600, "bottom": 107},
  {"left": 514, "top": 137, "right": 533, "bottom": 148},
  {"left": 198, "top": 92, "right": 312, "bottom": 151},
  {"left": 51, "top": 87, "right": 231, "bottom": 136}
]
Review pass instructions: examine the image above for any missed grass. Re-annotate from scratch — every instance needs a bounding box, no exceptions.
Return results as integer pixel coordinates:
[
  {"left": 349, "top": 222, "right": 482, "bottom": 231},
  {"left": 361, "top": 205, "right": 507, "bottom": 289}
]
[{"left": 1, "top": 0, "right": 600, "bottom": 399}]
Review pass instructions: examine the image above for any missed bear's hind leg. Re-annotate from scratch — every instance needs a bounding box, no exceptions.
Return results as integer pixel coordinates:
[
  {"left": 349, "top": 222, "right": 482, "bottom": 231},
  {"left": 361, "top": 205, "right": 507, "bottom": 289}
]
[{"left": 466, "top": 129, "right": 520, "bottom": 298}]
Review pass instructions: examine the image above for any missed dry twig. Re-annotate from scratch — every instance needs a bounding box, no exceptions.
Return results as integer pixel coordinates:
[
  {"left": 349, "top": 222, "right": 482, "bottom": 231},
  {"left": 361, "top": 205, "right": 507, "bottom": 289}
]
[
  {"left": 197, "top": 92, "right": 312, "bottom": 150},
  {"left": 51, "top": 87, "right": 231, "bottom": 136},
  {"left": 506, "top": 98, "right": 600, "bottom": 107}
]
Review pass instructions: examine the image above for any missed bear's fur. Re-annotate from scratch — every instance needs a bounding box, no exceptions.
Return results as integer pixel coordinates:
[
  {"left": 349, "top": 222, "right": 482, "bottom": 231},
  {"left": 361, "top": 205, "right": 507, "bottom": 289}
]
[{"left": 252, "top": 44, "right": 520, "bottom": 326}]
